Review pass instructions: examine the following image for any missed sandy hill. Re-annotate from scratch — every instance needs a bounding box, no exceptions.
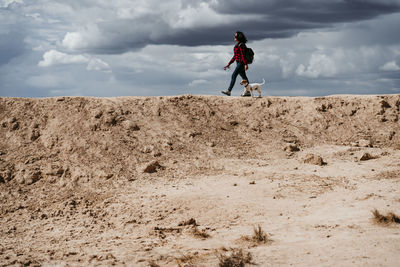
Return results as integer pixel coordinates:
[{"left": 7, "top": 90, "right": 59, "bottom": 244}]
[{"left": 1, "top": 95, "right": 400, "bottom": 266}]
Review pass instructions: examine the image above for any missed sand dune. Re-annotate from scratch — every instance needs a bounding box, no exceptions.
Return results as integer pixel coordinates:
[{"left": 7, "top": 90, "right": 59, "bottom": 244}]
[{"left": 1, "top": 95, "right": 400, "bottom": 266}]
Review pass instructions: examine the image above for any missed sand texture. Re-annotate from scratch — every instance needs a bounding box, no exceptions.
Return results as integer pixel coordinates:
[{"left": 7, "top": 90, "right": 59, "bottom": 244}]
[{"left": 1, "top": 94, "right": 400, "bottom": 266}]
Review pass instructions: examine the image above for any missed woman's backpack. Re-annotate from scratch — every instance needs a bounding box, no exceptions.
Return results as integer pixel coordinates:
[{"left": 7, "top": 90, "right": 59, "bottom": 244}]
[
  {"left": 239, "top": 43, "right": 254, "bottom": 64},
  {"left": 245, "top": 47, "right": 254, "bottom": 64}
]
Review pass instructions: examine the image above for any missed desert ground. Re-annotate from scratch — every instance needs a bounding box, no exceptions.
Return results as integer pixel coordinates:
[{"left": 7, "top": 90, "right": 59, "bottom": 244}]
[{"left": 1, "top": 94, "right": 400, "bottom": 266}]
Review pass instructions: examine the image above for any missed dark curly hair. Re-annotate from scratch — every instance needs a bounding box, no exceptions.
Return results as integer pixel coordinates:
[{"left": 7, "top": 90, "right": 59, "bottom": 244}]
[{"left": 235, "top": 31, "right": 248, "bottom": 43}]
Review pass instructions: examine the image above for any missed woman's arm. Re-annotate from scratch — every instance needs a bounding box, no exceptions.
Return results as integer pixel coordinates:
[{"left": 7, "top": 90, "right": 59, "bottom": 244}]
[{"left": 224, "top": 55, "right": 235, "bottom": 70}]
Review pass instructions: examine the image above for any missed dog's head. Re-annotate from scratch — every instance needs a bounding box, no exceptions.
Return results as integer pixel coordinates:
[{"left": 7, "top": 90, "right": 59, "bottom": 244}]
[{"left": 240, "top": 80, "right": 249, "bottom": 86}]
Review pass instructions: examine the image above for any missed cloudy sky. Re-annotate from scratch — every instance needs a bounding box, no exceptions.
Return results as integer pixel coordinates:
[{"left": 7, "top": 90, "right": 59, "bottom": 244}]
[{"left": 1, "top": 0, "right": 400, "bottom": 97}]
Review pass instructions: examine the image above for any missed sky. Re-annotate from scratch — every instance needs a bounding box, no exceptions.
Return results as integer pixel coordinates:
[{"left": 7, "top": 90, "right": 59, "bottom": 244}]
[{"left": 0, "top": 0, "right": 400, "bottom": 97}]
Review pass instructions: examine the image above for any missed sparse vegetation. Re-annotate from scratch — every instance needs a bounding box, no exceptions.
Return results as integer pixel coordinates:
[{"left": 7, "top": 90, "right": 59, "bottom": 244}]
[
  {"left": 252, "top": 225, "right": 270, "bottom": 243},
  {"left": 191, "top": 226, "right": 211, "bottom": 239},
  {"left": 176, "top": 253, "right": 197, "bottom": 267},
  {"left": 179, "top": 218, "right": 197, "bottom": 226},
  {"left": 241, "top": 225, "right": 271, "bottom": 244},
  {"left": 218, "top": 248, "right": 253, "bottom": 267},
  {"left": 372, "top": 209, "right": 400, "bottom": 225},
  {"left": 148, "top": 260, "right": 160, "bottom": 267}
]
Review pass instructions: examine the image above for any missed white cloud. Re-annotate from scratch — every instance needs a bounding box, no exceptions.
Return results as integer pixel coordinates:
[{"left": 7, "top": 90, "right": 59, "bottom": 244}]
[
  {"left": 188, "top": 79, "right": 208, "bottom": 87},
  {"left": 38, "top": 50, "right": 88, "bottom": 67},
  {"left": 380, "top": 61, "right": 400, "bottom": 71},
  {"left": 172, "top": 2, "right": 254, "bottom": 29},
  {"left": 62, "top": 31, "right": 93, "bottom": 51},
  {"left": 1, "top": 0, "right": 23, "bottom": 7},
  {"left": 38, "top": 50, "right": 111, "bottom": 72},
  {"left": 87, "top": 58, "right": 111, "bottom": 72},
  {"left": 296, "top": 53, "right": 337, "bottom": 78}
]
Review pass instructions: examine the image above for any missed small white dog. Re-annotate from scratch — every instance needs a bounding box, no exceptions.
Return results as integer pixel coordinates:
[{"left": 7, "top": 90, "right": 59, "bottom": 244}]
[{"left": 240, "top": 79, "right": 265, "bottom": 98}]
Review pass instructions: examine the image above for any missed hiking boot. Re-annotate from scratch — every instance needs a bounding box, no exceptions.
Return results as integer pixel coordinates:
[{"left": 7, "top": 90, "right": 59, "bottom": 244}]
[
  {"left": 241, "top": 92, "right": 251, "bottom": 97},
  {"left": 221, "top": 90, "right": 231, "bottom": 96}
]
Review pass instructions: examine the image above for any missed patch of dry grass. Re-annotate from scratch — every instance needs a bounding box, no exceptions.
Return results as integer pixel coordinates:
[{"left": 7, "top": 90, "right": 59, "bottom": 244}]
[
  {"left": 191, "top": 226, "right": 211, "bottom": 239},
  {"left": 218, "top": 248, "right": 253, "bottom": 267},
  {"left": 176, "top": 253, "right": 197, "bottom": 267},
  {"left": 148, "top": 260, "right": 160, "bottom": 267},
  {"left": 252, "top": 225, "right": 270, "bottom": 243},
  {"left": 240, "top": 225, "right": 271, "bottom": 245},
  {"left": 372, "top": 209, "right": 400, "bottom": 225}
]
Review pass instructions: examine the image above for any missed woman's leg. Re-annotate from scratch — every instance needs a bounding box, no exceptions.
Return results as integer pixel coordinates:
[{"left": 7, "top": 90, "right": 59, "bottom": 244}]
[
  {"left": 238, "top": 67, "right": 249, "bottom": 84},
  {"left": 227, "top": 63, "right": 244, "bottom": 92},
  {"left": 238, "top": 65, "right": 250, "bottom": 96}
]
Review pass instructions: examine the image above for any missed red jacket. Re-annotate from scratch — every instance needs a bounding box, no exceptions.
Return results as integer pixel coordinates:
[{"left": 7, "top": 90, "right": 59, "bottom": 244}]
[{"left": 228, "top": 43, "right": 247, "bottom": 65}]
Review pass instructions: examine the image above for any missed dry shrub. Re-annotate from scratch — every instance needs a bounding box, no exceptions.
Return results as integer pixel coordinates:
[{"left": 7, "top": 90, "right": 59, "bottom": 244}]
[
  {"left": 372, "top": 209, "right": 400, "bottom": 225},
  {"left": 176, "top": 253, "right": 196, "bottom": 267},
  {"left": 241, "top": 225, "right": 271, "bottom": 244},
  {"left": 179, "top": 218, "right": 197, "bottom": 226},
  {"left": 192, "top": 226, "right": 211, "bottom": 239},
  {"left": 148, "top": 260, "right": 160, "bottom": 267},
  {"left": 252, "top": 225, "right": 270, "bottom": 243},
  {"left": 218, "top": 248, "right": 253, "bottom": 267}
]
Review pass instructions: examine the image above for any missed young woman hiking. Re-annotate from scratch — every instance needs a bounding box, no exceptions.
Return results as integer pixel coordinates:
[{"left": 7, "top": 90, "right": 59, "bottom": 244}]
[{"left": 221, "top": 31, "right": 250, "bottom": 96}]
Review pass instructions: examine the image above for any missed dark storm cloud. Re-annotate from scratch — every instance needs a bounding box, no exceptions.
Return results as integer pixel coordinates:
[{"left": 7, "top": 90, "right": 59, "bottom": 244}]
[
  {"left": 212, "top": 0, "right": 400, "bottom": 22},
  {"left": 208, "top": 0, "right": 400, "bottom": 41},
  {"left": 59, "top": 0, "right": 400, "bottom": 54},
  {"left": 157, "top": 19, "right": 326, "bottom": 47}
]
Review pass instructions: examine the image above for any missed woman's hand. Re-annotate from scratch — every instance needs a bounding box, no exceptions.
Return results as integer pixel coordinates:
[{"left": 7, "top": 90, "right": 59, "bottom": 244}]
[
  {"left": 245, "top": 64, "right": 248, "bottom": 70},
  {"left": 223, "top": 64, "right": 230, "bottom": 70}
]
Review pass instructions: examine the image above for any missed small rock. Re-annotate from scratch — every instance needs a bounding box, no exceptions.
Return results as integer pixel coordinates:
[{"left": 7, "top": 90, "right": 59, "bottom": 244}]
[
  {"left": 188, "top": 132, "right": 202, "bottom": 138},
  {"left": 349, "top": 109, "right": 357, "bottom": 116},
  {"left": 30, "top": 129, "right": 40, "bottom": 141},
  {"left": 104, "top": 115, "right": 118, "bottom": 126},
  {"left": 143, "top": 161, "right": 164, "bottom": 173},
  {"left": 94, "top": 110, "right": 103, "bottom": 118},
  {"left": 303, "top": 154, "right": 326, "bottom": 166},
  {"left": 360, "top": 153, "right": 377, "bottom": 161},
  {"left": 380, "top": 100, "right": 391, "bottom": 109},
  {"left": 153, "top": 152, "right": 162, "bottom": 157},
  {"left": 206, "top": 141, "right": 216, "bottom": 147},
  {"left": 358, "top": 139, "right": 372, "bottom": 148},
  {"left": 0, "top": 170, "right": 12, "bottom": 182},
  {"left": 25, "top": 171, "right": 42, "bottom": 185},
  {"left": 285, "top": 144, "right": 300, "bottom": 152},
  {"left": 121, "top": 120, "right": 140, "bottom": 131},
  {"left": 11, "top": 122, "right": 19, "bottom": 131},
  {"left": 143, "top": 146, "right": 154, "bottom": 154}
]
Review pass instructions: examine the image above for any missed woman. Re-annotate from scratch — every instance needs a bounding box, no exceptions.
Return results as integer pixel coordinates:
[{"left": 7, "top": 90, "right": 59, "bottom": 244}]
[{"left": 221, "top": 31, "right": 250, "bottom": 96}]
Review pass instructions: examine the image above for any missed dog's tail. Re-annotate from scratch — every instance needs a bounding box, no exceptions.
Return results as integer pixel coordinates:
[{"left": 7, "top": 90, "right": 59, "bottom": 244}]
[{"left": 261, "top": 78, "right": 266, "bottom": 85}]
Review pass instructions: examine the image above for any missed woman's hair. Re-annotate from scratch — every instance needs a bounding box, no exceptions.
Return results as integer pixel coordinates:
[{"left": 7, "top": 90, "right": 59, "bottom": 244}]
[{"left": 235, "top": 31, "right": 248, "bottom": 43}]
